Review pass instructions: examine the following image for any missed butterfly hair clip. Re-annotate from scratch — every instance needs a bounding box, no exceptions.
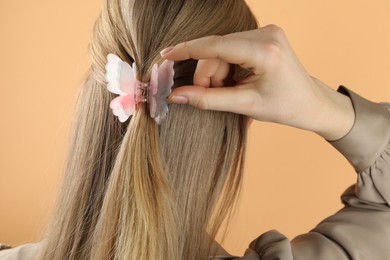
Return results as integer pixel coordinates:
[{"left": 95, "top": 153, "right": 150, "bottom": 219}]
[{"left": 105, "top": 53, "right": 175, "bottom": 124}]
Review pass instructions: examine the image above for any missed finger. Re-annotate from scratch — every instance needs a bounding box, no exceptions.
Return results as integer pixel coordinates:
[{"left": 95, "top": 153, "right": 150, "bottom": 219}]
[
  {"left": 161, "top": 30, "right": 264, "bottom": 73},
  {"left": 162, "top": 35, "right": 256, "bottom": 68},
  {"left": 210, "top": 61, "right": 231, "bottom": 87},
  {"left": 193, "top": 59, "right": 220, "bottom": 87},
  {"left": 168, "top": 85, "right": 256, "bottom": 115},
  {"left": 161, "top": 26, "right": 284, "bottom": 75},
  {"left": 194, "top": 59, "right": 231, "bottom": 87}
]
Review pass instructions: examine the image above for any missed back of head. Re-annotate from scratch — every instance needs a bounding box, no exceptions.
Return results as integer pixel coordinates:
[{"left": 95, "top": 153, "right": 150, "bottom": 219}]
[{"left": 39, "top": 1, "right": 258, "bottom": 259}]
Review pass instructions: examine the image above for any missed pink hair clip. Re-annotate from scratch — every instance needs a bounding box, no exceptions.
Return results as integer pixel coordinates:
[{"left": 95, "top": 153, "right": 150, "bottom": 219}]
[{"left": 105, "top": 53, "right": 175, "bottom": 124}]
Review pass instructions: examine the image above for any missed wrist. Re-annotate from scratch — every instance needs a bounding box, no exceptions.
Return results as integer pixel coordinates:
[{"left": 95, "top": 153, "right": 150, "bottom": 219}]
[{"left": 310, "top": 80, "right": 355, "bottom": 141}]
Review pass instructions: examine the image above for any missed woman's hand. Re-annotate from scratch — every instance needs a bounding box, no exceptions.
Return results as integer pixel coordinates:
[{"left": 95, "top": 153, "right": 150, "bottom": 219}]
[{"left": 160, "top": 25, "right": 355, "bottom": 141}]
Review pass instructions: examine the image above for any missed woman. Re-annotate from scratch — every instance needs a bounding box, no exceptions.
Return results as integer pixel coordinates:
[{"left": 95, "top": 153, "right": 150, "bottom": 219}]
[{"left": 1, "top": 0, "right": 389, "bottom": 259}]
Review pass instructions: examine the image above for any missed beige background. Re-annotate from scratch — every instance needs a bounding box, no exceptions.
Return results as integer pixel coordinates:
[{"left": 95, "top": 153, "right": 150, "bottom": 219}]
[{"left": 1, "top": 0, "right": 390, "bottom": 256}]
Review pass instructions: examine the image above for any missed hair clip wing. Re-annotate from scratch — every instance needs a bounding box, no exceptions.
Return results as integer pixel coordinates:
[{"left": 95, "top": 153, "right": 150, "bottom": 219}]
[
  {"left": 149, "top": 60, "right": 175, "bottom": 124},
  {"left": 109, "top": 95, "right": 135, "bottom": 122},
  {"left": 105, "top": 54, "right": 137, "bottom": 122}
]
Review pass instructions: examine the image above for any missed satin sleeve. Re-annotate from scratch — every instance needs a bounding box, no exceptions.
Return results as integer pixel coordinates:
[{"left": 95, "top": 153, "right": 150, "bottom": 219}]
[{"left": 242, "top": 86, "right": 390, "bottom": 260}]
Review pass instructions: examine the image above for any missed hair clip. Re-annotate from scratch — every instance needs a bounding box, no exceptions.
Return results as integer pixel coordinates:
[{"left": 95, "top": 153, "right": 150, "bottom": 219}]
[{"left": 105, "top": 53, "right": 174, "bottom": 124}]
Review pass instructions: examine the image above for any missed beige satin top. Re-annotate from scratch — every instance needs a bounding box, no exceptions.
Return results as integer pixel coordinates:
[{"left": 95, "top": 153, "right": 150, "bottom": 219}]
[{"left": 1, "top": 85, "right": 390, "bottom": 260}]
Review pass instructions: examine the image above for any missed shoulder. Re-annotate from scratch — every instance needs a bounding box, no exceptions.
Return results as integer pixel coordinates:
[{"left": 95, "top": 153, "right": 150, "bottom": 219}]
[{"left": 0, "top": 242, "right": 41, "bottom": 260}]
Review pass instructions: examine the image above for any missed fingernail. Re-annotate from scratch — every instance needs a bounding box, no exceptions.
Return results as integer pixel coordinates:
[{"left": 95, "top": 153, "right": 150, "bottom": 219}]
[
  {"left": 169, "top": 96, "right": 189, "bottom": 104},
  {"left": 160, "top": 46, "right": 174, "bottom": 56}
]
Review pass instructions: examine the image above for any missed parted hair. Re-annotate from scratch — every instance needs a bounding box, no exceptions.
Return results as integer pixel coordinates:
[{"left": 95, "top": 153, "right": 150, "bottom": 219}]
[{"left": 39, "top": 0, "right": 258, "bottom": 259}]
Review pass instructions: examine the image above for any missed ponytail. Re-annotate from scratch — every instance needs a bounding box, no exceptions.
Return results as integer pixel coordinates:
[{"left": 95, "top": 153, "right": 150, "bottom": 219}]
[{"left": 91, "top": 105, "right": 178, "bottom": 259}]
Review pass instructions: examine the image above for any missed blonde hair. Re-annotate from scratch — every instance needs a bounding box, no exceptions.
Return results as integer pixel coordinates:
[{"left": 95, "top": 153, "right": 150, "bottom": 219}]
[{"left": 39, "top": 0, "right": 258, "bottom": 259}]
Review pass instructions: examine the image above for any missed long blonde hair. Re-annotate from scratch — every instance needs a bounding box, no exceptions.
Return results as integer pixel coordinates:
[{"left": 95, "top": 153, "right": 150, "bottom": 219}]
[{"left": 39, "top": 0, "right": 258, "bottom": 259}]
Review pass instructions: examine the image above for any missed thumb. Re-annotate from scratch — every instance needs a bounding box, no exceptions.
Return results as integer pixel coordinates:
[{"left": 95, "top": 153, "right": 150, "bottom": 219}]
[{"left": 168, "top": 85, "right": 255, "bottom": 115}]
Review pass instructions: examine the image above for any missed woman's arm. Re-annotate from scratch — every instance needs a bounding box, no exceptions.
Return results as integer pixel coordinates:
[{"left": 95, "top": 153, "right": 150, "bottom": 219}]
[{"left": 245, "top": 87, "right": 390, "bottom": 259}]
